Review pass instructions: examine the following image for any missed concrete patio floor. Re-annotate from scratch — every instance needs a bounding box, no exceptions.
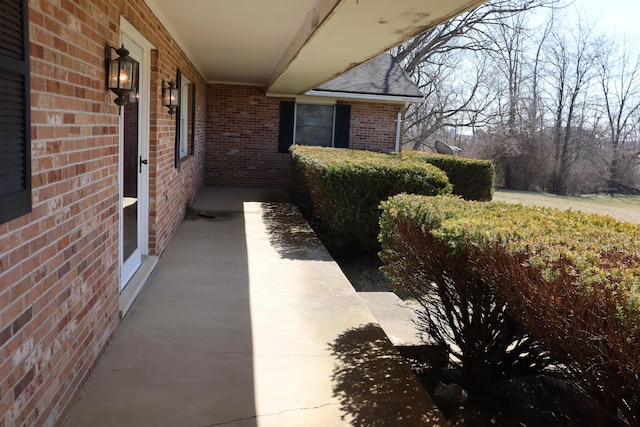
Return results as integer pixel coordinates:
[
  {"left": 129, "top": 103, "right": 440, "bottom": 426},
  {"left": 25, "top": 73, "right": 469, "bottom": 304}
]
[{"left": 63, "top": 187, "right": 447, "bottom": 426}]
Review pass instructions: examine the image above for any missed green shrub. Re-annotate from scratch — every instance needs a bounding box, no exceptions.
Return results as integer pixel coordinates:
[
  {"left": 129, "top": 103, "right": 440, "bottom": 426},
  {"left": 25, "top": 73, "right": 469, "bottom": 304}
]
[
  {"left": 403, "top": 150, "right": 494, "bottom": 201},
  {"left": 379, "top": 194, "right": 640, "bottom": 426},
  {"left": 290, "top": 145, "right": 452, "bottom": 253},
  {"left": 379, "top": 195, "right": 552, "bottom": 395}
]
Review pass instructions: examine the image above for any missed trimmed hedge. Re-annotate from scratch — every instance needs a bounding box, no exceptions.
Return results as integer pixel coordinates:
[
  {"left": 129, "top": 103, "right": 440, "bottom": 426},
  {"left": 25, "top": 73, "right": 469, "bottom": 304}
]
[
  {"left": 403, "top": 150, "right": 495, "bottom": 201},
  {"left": 290, "top": 145, "right": 452, "bottom": 253},
  {"left": 379, "top": 194, "right": 640, "bottom": 426}
]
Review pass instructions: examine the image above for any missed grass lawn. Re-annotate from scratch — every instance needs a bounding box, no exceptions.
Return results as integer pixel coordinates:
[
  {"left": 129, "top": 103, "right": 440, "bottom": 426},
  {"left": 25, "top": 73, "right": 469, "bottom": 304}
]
[{"left": 493, "top": 190, "right": 640, "bottom": 224}]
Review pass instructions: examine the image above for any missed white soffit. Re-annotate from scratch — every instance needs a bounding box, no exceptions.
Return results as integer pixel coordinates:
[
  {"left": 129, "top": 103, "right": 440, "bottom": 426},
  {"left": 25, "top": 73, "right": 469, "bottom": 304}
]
[
  {"left": 145, "top": 0, "right": 486, "bottom": 94},
  {"left": 144, "top": 0, "right": 320, "bottom": 86}
]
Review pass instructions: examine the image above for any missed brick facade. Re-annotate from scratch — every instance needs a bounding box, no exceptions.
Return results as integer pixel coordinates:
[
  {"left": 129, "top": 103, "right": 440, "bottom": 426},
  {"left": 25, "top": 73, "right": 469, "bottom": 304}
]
[
  {"left": 0, "top": 0, "right": 206, "bottom": 425},
  {"left": 349, "top": 102, "right": 403, "bottom": 152},
  {"left": 0, "top": 2, "right": 410, "bottom": 426},
  {"left": 206, "top": 85, "right": 292, "bottom": 188},
  {"left": 206, "top": 84, "right": 402, "bottom": 188}
]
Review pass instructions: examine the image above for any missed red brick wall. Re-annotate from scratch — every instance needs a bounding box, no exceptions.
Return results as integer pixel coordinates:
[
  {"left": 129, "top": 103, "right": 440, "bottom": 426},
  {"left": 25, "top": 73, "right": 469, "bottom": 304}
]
[
  {"left": 149, "top": 52, "right": 207, "bottom": 255},
  {"left": 206, "top": 84, "right": 293, "bottom": 188},
  {"left": 0, "top": 1, "right": 206, "bottom": 426},
  {"left": 349, "top": 102, "right": 401, "bottom": 152},
  {"left": 206, "top": 85, "right": 402, "bottom": 188}
]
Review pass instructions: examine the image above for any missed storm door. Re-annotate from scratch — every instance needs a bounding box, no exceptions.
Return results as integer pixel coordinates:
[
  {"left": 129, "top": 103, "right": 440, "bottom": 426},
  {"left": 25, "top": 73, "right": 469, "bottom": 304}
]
[{"left": 120, "top": 33, "right": 150, "bottom": 290}]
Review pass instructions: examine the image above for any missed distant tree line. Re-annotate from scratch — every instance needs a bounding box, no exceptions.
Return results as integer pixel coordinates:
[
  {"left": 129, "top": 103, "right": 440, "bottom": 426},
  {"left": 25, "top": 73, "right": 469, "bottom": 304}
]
[{"left": 396, "top": 0, "right": 640, "bottom": 195}]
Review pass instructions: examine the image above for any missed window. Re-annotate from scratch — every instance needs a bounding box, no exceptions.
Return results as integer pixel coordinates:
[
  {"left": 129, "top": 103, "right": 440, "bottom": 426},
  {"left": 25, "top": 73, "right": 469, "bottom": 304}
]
[
  {"left": 175, "top": 69, "right": 195, "bottom": 167},
  {"left": 178, "top": 75, "right": 190, "bottom": 158},
  {"left": 0, "top": 0, "right": 31, "bottom": 224},
  {"left": 295, "top": 104, "right": 334, "bottom": 147},
  {"left": 278, "top": 101, "right": 350, "bottom": 153}
]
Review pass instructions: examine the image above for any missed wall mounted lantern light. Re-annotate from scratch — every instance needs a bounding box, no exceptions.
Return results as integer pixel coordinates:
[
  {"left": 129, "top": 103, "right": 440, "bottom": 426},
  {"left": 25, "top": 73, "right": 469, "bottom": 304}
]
[
  {"left": 105, "top": 43, "right": 137, "bottom": 107},
  {"left": 162, "top": 80, "right": 179, "bottom": 115}
]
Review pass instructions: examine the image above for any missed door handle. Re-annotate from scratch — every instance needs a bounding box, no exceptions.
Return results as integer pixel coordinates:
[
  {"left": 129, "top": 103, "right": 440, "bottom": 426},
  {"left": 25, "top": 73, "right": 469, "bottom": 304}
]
[{"left": 139, "top": 156, "right": 148, "bottom": 173}]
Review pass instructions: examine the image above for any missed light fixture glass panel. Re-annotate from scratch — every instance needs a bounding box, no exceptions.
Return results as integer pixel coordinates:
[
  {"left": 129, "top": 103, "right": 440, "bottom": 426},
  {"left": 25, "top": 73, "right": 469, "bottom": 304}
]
[
  {"left": 170, "top": 87, "right": 178, "bottom": 106},
  {"left": 108, "top": 60, "right": 121, "bottom": 89},
  {"left": 119, "top": 61, "right": 133, "bottom": 90}
]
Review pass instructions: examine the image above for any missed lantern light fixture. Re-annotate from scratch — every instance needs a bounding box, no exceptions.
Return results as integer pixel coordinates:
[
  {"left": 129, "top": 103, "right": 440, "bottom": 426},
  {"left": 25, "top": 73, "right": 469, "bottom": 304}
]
[
  {"left": 162, "top": 80, "right": 179, "bottom": 115},
  {"left": 105, "top": 43, "right": 138, "bottom": 107}
]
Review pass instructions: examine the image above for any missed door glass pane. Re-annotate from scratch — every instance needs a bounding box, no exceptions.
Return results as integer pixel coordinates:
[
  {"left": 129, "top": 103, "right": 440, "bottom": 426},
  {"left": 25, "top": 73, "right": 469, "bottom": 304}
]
[{"left": 122, "top": 58, "right": 140, "bottom": 261}]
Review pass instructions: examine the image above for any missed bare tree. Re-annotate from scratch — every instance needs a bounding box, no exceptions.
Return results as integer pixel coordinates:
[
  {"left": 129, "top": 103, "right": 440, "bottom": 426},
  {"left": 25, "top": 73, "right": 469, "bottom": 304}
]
[
  {"left": 396, "top": 0, "right": 640, "bottom": 194},
  {"left": 593, "top": 36, "right": 640, "bottom": 193},
  {"left": 402, "top": 51, "right": 495, "bottom": 150},
  {"left": 482, "top": 8, "right": 548, "bottom": 189},
  {"left": 395, "top": 0, "right": 561, "bottom": 152},
  {"left": 545, "top": 17, "right": 596, "bottom": 194},
  {"left": 395, "top": 0, "right": 559, "bottom": 75}
]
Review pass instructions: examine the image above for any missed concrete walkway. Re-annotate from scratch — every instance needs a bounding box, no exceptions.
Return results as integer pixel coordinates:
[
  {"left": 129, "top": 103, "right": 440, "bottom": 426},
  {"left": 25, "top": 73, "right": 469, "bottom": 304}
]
[{"left": 63, "top": 187, "right": 447, "bottom": 427}]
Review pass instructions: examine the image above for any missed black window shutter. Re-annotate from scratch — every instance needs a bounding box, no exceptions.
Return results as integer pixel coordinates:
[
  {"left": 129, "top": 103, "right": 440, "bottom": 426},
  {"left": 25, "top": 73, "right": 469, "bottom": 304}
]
[
  {"left": 174, "top": 69, "right": 182, "bottom": 168},
  {"left": 278, "top": 101, "right": 295, "bottom": 153},
  {"left": 333, "top": 104, "right": 350, "bottom": 148},
  {"left": 189, "top": 82, "right": 196, "bottom": 156},
  {"left": 0, "top": 0, "right": 31, "bottom": 224}
]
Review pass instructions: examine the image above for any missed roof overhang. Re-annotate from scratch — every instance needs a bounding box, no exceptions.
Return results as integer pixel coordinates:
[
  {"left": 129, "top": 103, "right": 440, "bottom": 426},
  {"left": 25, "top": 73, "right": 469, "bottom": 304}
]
[
  {"left": 144, "top": 0, "right": 486, "bottom": 95},
  {"left": 303, "top": 89, "right": 424, "bottom": 104}
]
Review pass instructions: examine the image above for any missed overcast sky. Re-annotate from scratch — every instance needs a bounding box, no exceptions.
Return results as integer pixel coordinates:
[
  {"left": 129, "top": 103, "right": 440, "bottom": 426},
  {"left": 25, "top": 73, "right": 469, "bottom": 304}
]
[{"left": 576, "top": 0, "right": 639, "bottom": 36}]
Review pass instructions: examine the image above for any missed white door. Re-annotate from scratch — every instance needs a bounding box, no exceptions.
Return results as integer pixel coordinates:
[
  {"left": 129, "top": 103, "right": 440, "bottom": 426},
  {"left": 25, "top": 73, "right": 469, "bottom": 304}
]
[{"left": 120, "top": 31, "right": 150, "bottom": 290}]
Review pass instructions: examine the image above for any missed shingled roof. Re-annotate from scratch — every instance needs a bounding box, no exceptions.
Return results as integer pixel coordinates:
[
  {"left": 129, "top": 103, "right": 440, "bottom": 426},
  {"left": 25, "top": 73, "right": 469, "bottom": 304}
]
[{"left": 307, "top": 53, "right": 423, "bottom": 102}]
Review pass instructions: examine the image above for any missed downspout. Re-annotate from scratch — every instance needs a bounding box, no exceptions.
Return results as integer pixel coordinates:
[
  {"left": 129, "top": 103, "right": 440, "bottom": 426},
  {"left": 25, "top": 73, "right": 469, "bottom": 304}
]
[{"left": 394, "top": 102, "right": 409, "bottom": 153}]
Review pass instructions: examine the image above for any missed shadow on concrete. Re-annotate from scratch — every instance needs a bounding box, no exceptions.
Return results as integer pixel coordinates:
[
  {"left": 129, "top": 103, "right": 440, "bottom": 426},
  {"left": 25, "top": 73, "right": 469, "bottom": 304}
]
[
  {"left": 64, "top": 187, "right": 450, "bottom": 426},
  {"left": 261, "top": 202, "right": 333, "bottom": 261},
  {"left": 329, "top": 323, "right": 448, "bottom": 426}
]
